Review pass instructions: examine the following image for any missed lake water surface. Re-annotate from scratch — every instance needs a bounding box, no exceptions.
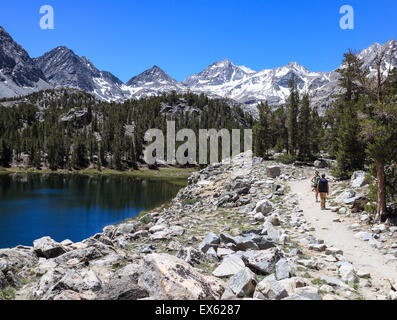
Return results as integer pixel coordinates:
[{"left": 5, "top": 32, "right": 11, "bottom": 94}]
[{"left": 0, "top": 174, "right": 183, "bottom": 248}]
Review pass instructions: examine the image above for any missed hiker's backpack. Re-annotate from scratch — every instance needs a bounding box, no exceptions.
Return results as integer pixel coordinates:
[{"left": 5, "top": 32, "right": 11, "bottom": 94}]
[
  {"left": 314, "top": 176, "right": 320, "bottom": 186},
  {"left": 318, "top": 178, "right": 328, "bottom": 193}
]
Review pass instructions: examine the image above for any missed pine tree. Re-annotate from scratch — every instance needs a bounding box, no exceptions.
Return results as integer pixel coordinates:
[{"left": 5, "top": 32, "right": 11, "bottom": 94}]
[
  {"left": 71, "top": 135, "right": 88, "bottom": 169},
  {"left": 0, "top": 139, "right": 12, "bottom": 167},
  {"left": 253, "top": 102, "right": 272, "bottom": 158},
  {"left": 333, "top": 100, "right": 365, "bottom": 179},
  {"left": 286, "top": 78, "right": 299, "bottom": 155},
  {"left": 331, "top": 51, "right": 367, "bottom": 178},
  {"left": 297, "top": 93, "right": 312, "bottom": 161},
  {"left": 310, "top": 107, "right": 322, "bottom": 156},
  {"left": 272, "top": 106, "right": 288, "bottom": 153}
]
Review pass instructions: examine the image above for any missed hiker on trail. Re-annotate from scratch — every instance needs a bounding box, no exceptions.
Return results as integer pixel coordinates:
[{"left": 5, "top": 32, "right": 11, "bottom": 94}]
[
  {"left": 310, "top": 171, "right": 321, "bottom": 202},
  {"left": 318, "top": 174, "right": 329, "bottom": 210}
]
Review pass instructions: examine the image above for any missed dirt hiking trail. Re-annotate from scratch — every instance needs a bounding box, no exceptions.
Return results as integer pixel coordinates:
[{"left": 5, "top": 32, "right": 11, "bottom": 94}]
[{"left": 290, "top": 178, "right": 397, "bottom": 298}]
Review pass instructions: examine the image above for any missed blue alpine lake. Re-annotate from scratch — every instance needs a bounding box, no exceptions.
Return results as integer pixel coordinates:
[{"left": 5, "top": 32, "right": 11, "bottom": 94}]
[{"left": 0, "top": 173, "right": 183, "bottom": 248}]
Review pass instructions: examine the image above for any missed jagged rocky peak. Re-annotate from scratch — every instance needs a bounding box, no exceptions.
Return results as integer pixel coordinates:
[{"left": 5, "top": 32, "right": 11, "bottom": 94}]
[
  {"left": 35, "top": 46, "right": 82, "bottom": 68},
  {"left": 34, "top": 46, "right": 101, "bottom": 90},
  {"left": 0, "top": 25, "right": 47, "bottom": 86},
  {"left": 123, "top": 65, "right": 187, "bottom": 100},
  {"left": 357, "top": 40, "right": 397, "bottom": 75},
  {"left": 33, "top": 45, "right": 126, "bottom": 100},
  {"left": 0, "top": 25, "right": 50, "bottom": 98},
  {"left": 126, "top": 65, "right": 178, "bottom": 87}
]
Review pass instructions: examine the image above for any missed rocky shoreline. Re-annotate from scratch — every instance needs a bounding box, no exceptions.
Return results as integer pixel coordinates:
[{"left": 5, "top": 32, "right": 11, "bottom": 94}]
[{"left": 1, "top": 152, "right": 397, "bottom": 300}]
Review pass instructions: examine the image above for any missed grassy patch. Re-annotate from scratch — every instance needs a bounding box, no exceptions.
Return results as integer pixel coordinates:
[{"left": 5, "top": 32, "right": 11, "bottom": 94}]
[
  {"left": 111, "top": 261, "right": 128, "bottom": 271},
  {"left": 311, "top": 278, "right": 327, "bottom": 286},
  {"left": 196, "top": 261, "right": 217, "bottom": 274},
  {"left": 318, "top": 290, "right": 326, "bottom": 297},
  {"left": 18, "top": 275, "right": 42, "bottom": 287},
  {"left": 182, "top": 198, "right": 199, "bottom": 206},
  {"left": 256, "top": 274, "right": 266, "bottom": 283},
  {"left": 347, "top": 281, "right": 359, "bottom": 290},
  {"left": 137, "top": 211, "right": 152, "bottom": 224},
  {"left": 2, "top": 167, "right": 196, "bottom": 186},
  {"left": 298, "top": 253, "right": 311, "bottom": 260},
  {"left": 0, "top": 286, "right": 16, "bottom": 300}
]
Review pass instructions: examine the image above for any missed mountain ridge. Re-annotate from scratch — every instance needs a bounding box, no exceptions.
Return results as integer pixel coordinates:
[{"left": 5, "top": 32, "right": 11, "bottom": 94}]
[{"left": 0, "top": 25, "right": 396, "bottom": 115}]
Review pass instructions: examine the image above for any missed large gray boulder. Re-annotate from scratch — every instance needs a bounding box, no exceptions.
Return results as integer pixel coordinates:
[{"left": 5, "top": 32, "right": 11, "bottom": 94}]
[
  {"left": 228, "top": 267, "right": 257, "bottom": 297},
  {"left": 219, "top": 233, "right": 237, "bottom": 245},
  {"left": 116, "top": 223, "right": 136, "bottom": 235},
  {"left": 97, "top": 278, "right": 148, "bottom": 300},
  {"left": 320, "top": 276, "right": 349, "bottom": 288},
  {"left": 231, "top": 233, "right": 275, "bottom": 251},
  {"left": 314, "top": 159, "right": 328, "bottom": 168},
  {"left": 212, "top": 256, "right": 245, "bottom": 278},
  {"left": 0, "top": 247, "right": 39, "bottom": 270},
  {"left": 199, "top": 233, "right": 220, "bottom": 253},
  {"left": 138, "top": 254, "right": 226, "bottom": 300},
  {"left": 338, "top": 262, "right": 358, "bottom": 283},
  {"left": 53, "top": 241, "right": 114, "bottom": 265},
  {"left": 43, "top": 269, "right": 102, "bottom": 299},
  {"left": 351, "top": 171, "right": 368, "bottom": 188},
  {"left": 33, "top": 237, "right": 66, "bottom": 259},
  {"left": 255, "top": 200, "right": 275, "bottom": 216},
  {"left": 33, "top": 268, "right": 66, "bottom": 298},
  {"left": 242, "top": 248, "right": 283, "bottom": 274},
  {"left": 0, "top": 271, "right": 7, "bottom": 289},
  {"left": 256, "top": 236, "right": 277, "bottom": 250},
  {"left": 278, "top": 277, "right": 309, "bottom": 296},
  {"left": 233, "top": 236, "right": 259, "bottom": 251},
  {"left": 96, "top": 264, "right": 149, "bottom": 300},
  {"left": 254, "top": 274, "right": 288, "bottom": 300},
  {"left": 266, "top": 166, "right": 281, "bottom": 178},
  {"left": 275, "top": 258, "right": 291, "bottom": 280},
  {"left": 261, "top": 221, "right": 281, "bottom": 243},
  {"left": 336, "top": 189, "right": 356, "bottom": 203},
  {"left": 176, "top": 247, "right": 214, "bottom": 267}
]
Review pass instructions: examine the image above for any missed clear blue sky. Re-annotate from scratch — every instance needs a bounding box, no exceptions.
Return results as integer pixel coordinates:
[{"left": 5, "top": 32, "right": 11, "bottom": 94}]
[{"left": 1, "top": 0, "right": 396, "bottom": 82}]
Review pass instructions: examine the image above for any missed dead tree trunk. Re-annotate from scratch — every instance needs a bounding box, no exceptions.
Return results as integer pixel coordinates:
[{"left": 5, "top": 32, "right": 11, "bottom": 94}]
[{"left": 375, "top": 161, "right": 387, "bottom": 222}]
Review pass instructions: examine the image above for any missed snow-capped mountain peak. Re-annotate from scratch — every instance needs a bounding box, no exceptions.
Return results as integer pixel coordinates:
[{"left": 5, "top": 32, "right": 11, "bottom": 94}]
[
  {"left": 123, "top": 66, "right": 186, "bottom": 100},
  {"left": 126, "top": 65, "right": 178, "bottom": 86},
  {"left": 182, "top": 58, "right": 256, "bottom": 87}
]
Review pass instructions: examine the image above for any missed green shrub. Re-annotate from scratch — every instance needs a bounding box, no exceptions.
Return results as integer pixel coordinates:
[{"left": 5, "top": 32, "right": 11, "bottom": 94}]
[
  {"left": 311, "top": 278, "right": 327, "bottom": 286},
  {"left": 275, "top": 153, "right": 297, "bottom": 164},
  {"left": 182, "top": 198, "right": 199, "bottom": 206},
  {"left": 138, "top": 211, "right": 152, "bottom": 224},
  {"left": 0, "top": 286, "right": 16, "bottom": 300}
]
